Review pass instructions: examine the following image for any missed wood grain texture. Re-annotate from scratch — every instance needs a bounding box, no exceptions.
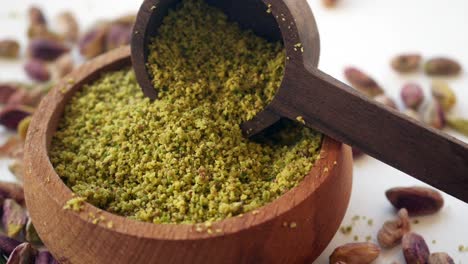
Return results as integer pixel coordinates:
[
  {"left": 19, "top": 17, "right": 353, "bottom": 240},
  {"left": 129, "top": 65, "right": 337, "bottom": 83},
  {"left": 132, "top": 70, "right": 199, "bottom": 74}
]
[
  {"left": 271, "top": 68, "right": 468, "bottom": 202},
  {"left": 24, "top": 47, "right": 353, "bottom": 264}
]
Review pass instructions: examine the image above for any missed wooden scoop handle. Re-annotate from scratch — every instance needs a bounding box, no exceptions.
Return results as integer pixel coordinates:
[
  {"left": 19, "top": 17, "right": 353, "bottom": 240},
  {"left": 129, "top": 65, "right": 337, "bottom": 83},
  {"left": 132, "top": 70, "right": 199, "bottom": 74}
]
[{"left": 248, "top": 67, "right": 468, "bottom": 202}]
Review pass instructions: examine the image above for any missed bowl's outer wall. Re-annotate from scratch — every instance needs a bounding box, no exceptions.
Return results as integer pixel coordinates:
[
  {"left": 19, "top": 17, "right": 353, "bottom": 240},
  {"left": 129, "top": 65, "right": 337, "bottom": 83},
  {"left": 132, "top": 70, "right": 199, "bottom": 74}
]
[{"left": 25, "top": 137, "right": 352, "bottom": 264}]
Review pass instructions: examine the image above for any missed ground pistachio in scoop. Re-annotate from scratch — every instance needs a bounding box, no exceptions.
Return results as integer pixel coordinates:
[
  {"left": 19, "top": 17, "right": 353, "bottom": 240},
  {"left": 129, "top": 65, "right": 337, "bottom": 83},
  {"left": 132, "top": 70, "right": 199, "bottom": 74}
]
[{"left": 50, "top": 0, "right": 322, "bottom": 224}]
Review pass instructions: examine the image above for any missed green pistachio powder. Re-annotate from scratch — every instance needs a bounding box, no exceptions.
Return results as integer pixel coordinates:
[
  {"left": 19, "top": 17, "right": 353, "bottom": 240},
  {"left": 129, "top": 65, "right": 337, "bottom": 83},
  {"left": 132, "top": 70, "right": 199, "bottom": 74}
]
[{"left": 50, "top": 0, "right": 322, "bottom": 224}]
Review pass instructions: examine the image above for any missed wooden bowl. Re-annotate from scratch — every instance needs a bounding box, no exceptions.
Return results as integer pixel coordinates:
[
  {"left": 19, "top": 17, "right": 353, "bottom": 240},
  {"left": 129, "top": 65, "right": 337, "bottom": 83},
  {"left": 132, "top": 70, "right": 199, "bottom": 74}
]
[{"left": 24, "top": 46, "right": 353, "bottom": 264}]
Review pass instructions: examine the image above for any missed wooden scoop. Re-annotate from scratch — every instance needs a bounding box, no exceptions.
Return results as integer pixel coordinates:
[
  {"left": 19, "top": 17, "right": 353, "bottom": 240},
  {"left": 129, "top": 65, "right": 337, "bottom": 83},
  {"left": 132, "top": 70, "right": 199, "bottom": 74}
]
[{"left": 131, "top": 0, "right": 468, "bottom": 202}]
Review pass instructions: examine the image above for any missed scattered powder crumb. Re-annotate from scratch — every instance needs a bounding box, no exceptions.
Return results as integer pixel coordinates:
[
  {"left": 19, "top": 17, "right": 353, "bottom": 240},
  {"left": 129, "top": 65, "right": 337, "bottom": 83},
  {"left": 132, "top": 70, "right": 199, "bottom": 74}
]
[
  {"left": 195, "top": 226, "right": 203, "bottom": 233},
  {"left": 367, "top": 219, "right": 373, "bottom": 226},
  {"left": 266, "top": 4, "right": 272, "bottom": 13},
  {"left": 432, "top": 240, "right": 436, "bottom": 244},
  {"left": 323, "top": 167, "right": 329, "bottom": 173},
  {"left": 107, "top": 221, "right": 114, "bottom": 229},
  {"left": 207, "top": 228, "right": 213, "bottom": 234},
  {"left": 215, "top": 228, "right": 223, "bottom": 233},
  {"left": 289, "top": 222, "right": 297, "bottom": 228},
  {"left": 458, "top": 245, "right": 468, "bottom": 252},
  {"left": 293, "top": 43, "right": 303, "bottom": 52},
  {"left": 252, "top": 210, "right": 259, "bottom": 215},
  {"left": 63, "top": 196, "right": 86, "bottom": 212},
  {"left": 91, "top": 215, "right": 105, "bottom": 225},
  {"left": 283, "top": 222, "right": 288, "bottom": 227},
  {"left": 340, "top": 225, "right": 352, "bottom": 235},
  {"left": 352, "top": 215, "right": 360, "bottom": 221},
  {"left": 365, "top": 235, "right": 372, "bottom": 242},
  {"left": 296, "top": 116, "right": 305, "bottom": 125},
  {"left": 333, "top": 161, "right": 338, "bottom": 166},
  {"left": 413, "top": 219, "right": 420, "bottom": 224},
  {"left": 353, "top": 235, "right": 359, "bottom": 241}
]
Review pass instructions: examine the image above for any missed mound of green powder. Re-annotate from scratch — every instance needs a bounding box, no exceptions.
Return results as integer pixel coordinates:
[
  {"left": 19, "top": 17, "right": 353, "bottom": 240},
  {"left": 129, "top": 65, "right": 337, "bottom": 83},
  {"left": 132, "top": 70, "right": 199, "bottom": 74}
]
[{"left": 50, "top": 0, "right": 322, "bottom": 224}]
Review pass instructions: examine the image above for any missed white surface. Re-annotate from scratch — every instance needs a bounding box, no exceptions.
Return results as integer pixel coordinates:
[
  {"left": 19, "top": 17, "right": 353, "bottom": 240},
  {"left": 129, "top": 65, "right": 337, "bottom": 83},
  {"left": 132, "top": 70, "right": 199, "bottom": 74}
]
[{"left": 1, "top": 0, "right": 467, "bottom": 263}]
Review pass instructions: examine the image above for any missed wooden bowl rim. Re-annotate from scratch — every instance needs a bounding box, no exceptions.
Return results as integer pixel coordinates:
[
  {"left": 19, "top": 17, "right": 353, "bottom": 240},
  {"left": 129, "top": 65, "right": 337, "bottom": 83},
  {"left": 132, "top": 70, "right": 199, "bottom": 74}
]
[{"left": 25, "top": 46, "right": 342, "bottom": 241}]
